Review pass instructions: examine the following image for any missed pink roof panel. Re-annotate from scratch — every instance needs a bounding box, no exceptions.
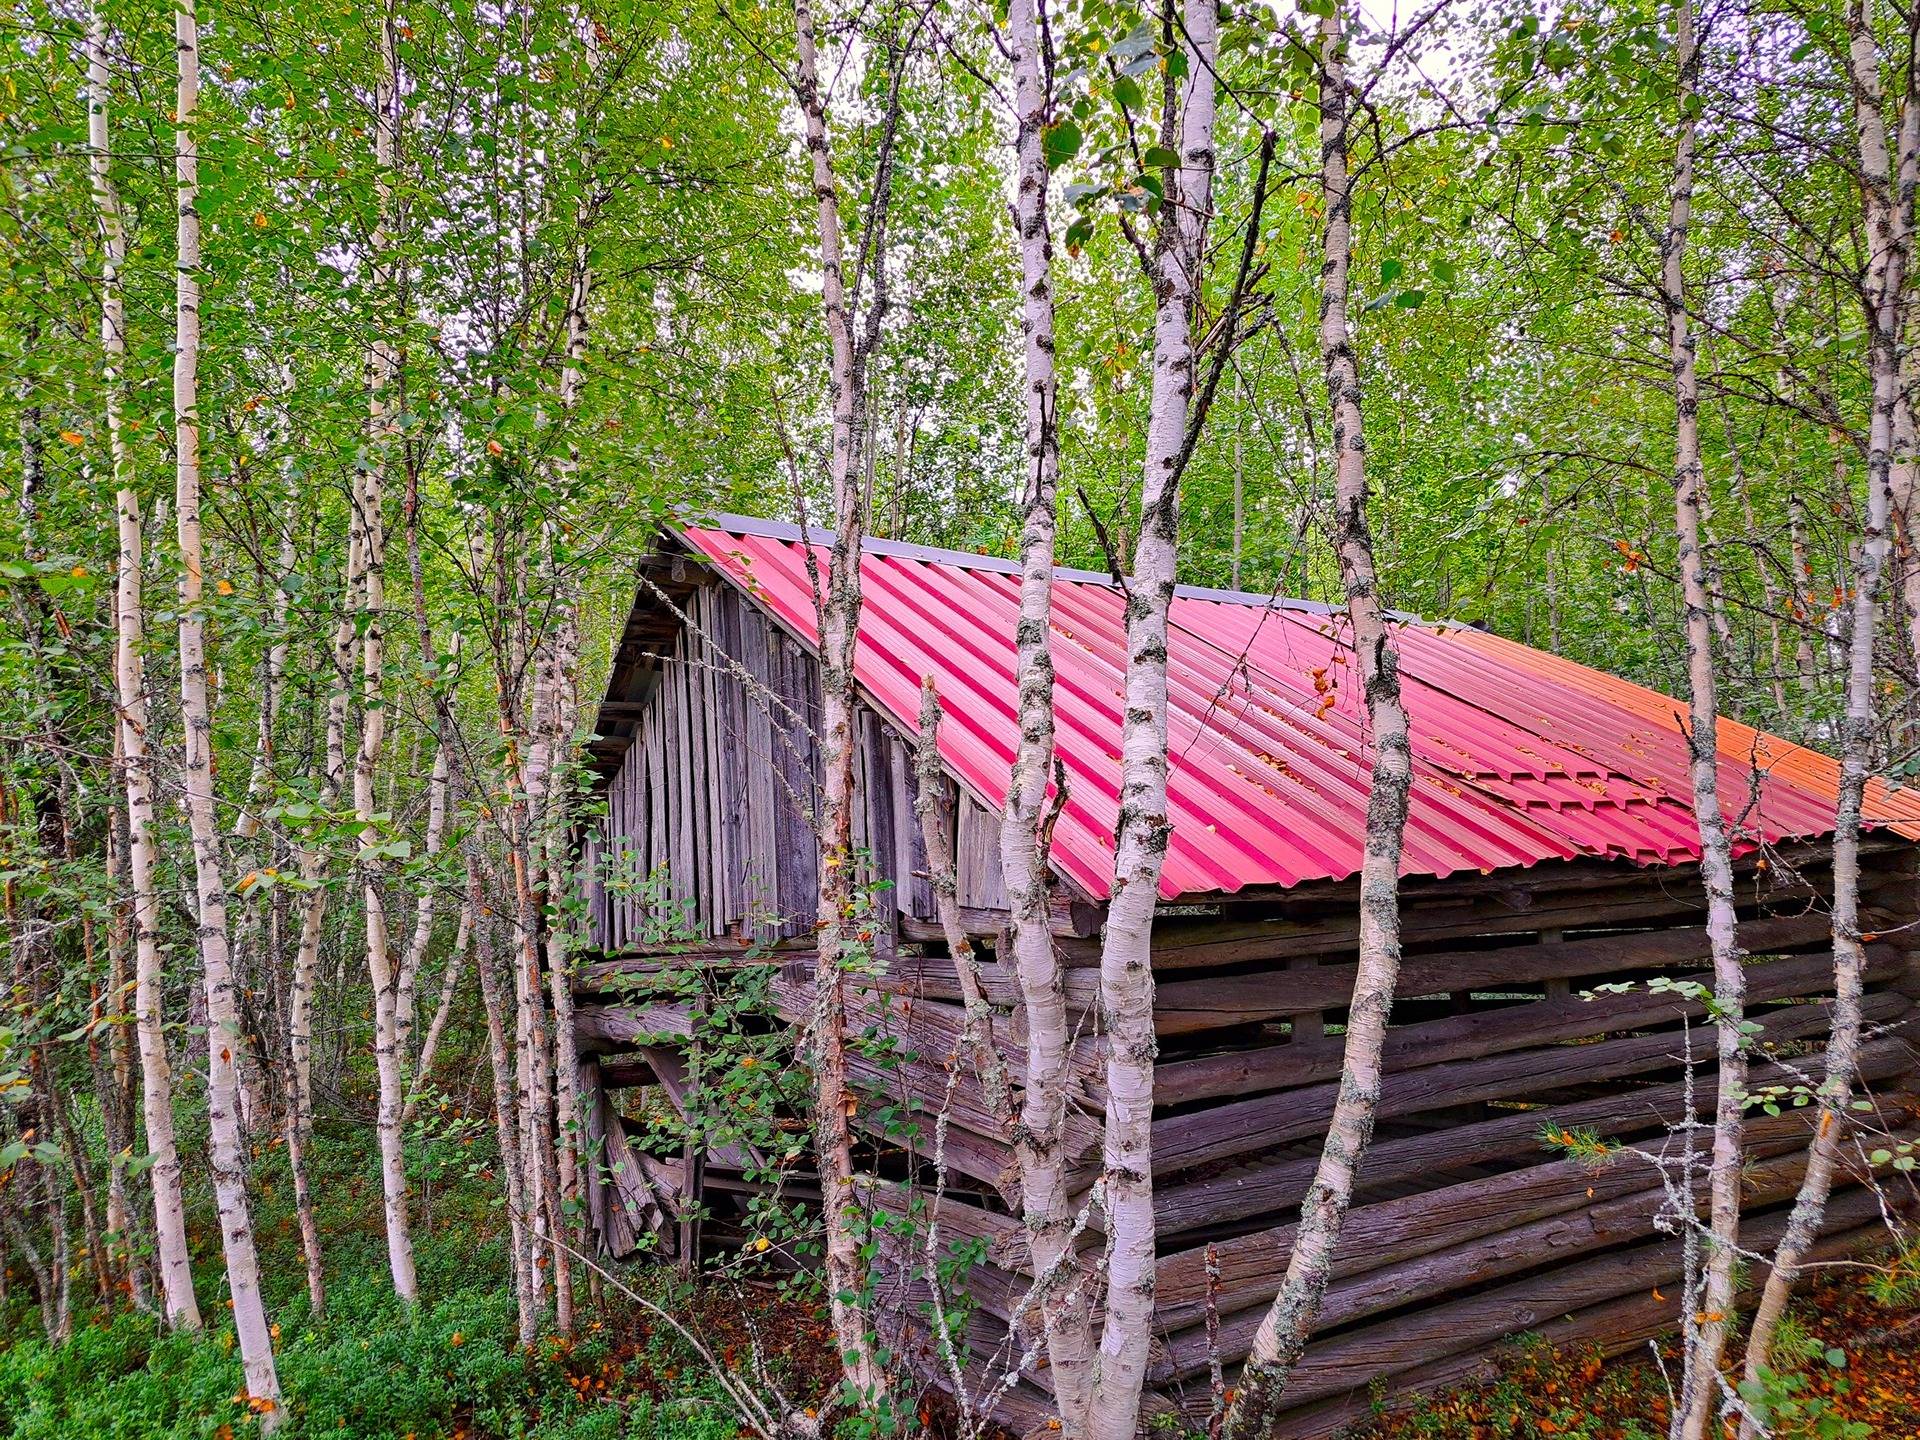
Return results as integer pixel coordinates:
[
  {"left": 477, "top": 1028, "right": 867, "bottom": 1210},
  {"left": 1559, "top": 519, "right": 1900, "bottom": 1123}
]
[{"left": 674, "top": 518, "right": 1919, "bottom": 901}]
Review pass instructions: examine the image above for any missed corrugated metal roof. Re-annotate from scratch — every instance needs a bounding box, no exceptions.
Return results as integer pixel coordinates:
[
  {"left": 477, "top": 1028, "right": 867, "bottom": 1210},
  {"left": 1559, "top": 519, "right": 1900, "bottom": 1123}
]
[{"left": 673, "top": 515, "right": 1920, "bottom": 901}]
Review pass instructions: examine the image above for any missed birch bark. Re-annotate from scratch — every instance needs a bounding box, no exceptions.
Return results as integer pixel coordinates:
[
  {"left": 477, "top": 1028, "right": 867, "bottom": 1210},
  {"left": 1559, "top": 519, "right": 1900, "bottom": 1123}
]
[
  {"left": 999, "top": 0, "right": 1097, "bottom": 1427},
  {"left": 91, "top": 1, "right": 200, "bottom": 1333},
  {"left": 360, "top": 2, "right": 419, "bottom": 1304},
  {"left": 1657, "top": 10, "right": 1751, "bottom": 1435},
  {"left": 791, "top": 0, "right": 889, "bottom": 1400},
  {"left": 1739, "top": 6, "right": 1916, "bottom": 1416},
  {"left": 1087, "top": 5, "right": 1218, "bottom": 1434},
  {"left": 471, "top": 864, "right": 541, "bottom": 1346},
  {"left": 1220, "top": 7, "right": 1416, "bottom": 1432},
  {"left": 172, "top": 2, "right": 283, "bottom": 1415}
]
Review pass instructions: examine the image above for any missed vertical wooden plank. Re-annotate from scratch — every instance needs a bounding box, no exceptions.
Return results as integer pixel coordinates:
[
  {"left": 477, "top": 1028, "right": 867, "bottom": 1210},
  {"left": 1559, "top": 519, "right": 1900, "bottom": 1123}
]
[
  {"left": 672, "top": 649, "right": 694, "bottom": 917},
  {"left": 772, "top": 633, "right": 808, "bottom": 937},
  {"left": 613, "top": 752, "right": 631, "bottom": 952},
  {"left": 1540, "top": 928, "right": 1569, "bottom": 999},
  {"left": 683, "top": 617, "right": 714, "bottom": 939},
  {"left": 683, "top": 598, "right": 708, "bottom": 938},
  {"left": 583, "top": 823, "right": 605, "bottom": 951},
  {"left": 741, "top": 603, "right": 778, "bottom": 944},
  {"left": 956, "top": 793, "right": 1009, "bottom": 911},
  {"left": 648, "top": 700, "right": 668, "bottom": 918},
  {"left": 892, "top": 734, "right": 935, "bottom": 920},
  {"left": 628, "top": 735, "right": 645, "bottom": 948},
  {"left": 702, "top": 597, "right": 726, "bottom": 939},
  {"left": 717, "top": 588, "right": 748, "bottom": 931},
  {"left": 863, "top": 712, "right": 897, "bottom": 930},
  {"left": 1288, "top": 954, "right": 1325, "bottom": 1043}
]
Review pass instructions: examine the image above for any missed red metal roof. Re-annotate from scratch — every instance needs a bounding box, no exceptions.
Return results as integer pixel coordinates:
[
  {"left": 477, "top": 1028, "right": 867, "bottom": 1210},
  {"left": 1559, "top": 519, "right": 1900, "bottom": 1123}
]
[{"left": 675, "top": 517, "right": 1920, "bottom": 902}]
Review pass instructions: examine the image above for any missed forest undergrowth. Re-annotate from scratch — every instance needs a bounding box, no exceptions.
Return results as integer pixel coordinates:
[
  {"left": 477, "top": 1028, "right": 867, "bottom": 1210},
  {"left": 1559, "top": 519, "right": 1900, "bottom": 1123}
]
[
  {"left": 5, "top": 1116, "right": 1918, "bottom": 1440},
  {"left": 0, "top": 1125, "right": 789, "bottom": 1440}
]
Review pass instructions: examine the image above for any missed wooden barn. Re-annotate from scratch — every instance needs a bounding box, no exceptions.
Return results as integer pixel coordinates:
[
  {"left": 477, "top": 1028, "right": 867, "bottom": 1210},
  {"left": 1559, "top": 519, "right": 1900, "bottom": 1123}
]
[{"left": 574, "top": 513, "right": 1920, "bottom": 1438}]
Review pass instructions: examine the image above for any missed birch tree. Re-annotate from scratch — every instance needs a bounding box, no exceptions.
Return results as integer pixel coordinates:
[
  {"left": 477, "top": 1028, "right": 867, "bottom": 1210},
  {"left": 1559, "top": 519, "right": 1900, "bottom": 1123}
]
[
  {"left": 1656, "top": 6, "right": 1753, "bottom": 1434},
  {"left": 997, "top": 0, "right": 1097, "bottom": 1429},
  {"left": 91, "top": 0, "right": 200, "bottom": 1335},
  {"left": 1087, "top": 3, "right": 1219, "bottom": 1433},
  {"left": 787, "top": 0, "right": 905, "bottom": 1404},
  {"left": 359, "top": 2, "right": 419, "bottom": 1304},
  {"left": 171, "top": 0, "right": 283, "bottom": 1416},
  {"left": 1220, "top": 4, "right": 1417, "bottom": 1430}
]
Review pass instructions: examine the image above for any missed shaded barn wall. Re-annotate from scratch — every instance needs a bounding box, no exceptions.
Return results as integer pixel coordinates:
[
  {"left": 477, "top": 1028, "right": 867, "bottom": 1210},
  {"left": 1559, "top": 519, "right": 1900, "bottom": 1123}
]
[{"left": 587, "top": 576, "right": 1022, "bottom": 950}]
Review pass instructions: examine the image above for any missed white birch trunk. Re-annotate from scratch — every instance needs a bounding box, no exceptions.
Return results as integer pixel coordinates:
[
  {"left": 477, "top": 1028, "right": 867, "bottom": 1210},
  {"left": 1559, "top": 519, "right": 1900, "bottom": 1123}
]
[
  {"left": 397, "top": 741, "right": 450, "bottom": 1069},
  {"left": 540, "top": 604, "right": 586, "bottom": 1317},
  {"left": 1659, "top": 11, "right": 1750, "bottom": 1435},
  {"left": 471, "top": 866, "right": 540, "bottom": 1346},
  {"left": 999, "top": 0, "right": 1098, "bottom": 1427},
  {"left": 92, "top": 2, "right": 201, "bottom": 1335},
  {"left": 1087, "top": 7, "right": 1218, "bottom": 1435},
  {"left": 1219, "top": 7, "right": 1416, "bottom": 1432},
  {"left": 792, "top": 0, "right": 886, "bottom": 1399},
  {"left": 282, "top": 459, "right": 363, "bottom": 1320},
  {"left": 172, "top": 5, "right": 283, "bottom": 1415},
  {"left": 1738, "top": 8, "right": 1915, "bottom": 1417},
  {"left": 360, "top": 3, "right": 418, "bottom": 1304}
]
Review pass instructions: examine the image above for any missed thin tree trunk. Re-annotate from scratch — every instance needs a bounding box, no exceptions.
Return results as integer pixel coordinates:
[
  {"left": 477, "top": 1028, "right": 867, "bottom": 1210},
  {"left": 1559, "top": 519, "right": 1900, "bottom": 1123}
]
[
  {"left": 1890, "top": 310, "right": 1920, "bottom": 684},
  {"left": 1220, "top": 6, "right": 1416, "bottom": 1431},
  {"left": 1000, "top": 0, "right": 1097, "bottom": 1427},
  {"left": 1658, "top": 11, "right": 1750, "bottom": 1434},
  {"left": 360, "top": 2, "right": 418, "bottom": 1305},
  {"left": 1722, "top": 403, "right": 1791, "bottom": 727},
  {"left": 914, "top": 682, "right": 1012, "bottom": 1125},
  {"left": 101, "top": 771, "right": 146, "bottom": 1308},
  {"left": 404, "top": 897, "right": 471, "bottom": 1125},
  {"left": 1739, "top": 6, "right": 1916, "bottom": 1416},
  {"left": 92, "top": 4, "right": 200, "bottom": 1331},
  {"left": 1789, "top": 492, "right": 1820, "bottom": 698},
  {"left": 472, "top": 865, "right": 540, "bottom": 1347},
  {"left": 539, "top": 606, "right": 586, "bottom": 1320},
  {"left": 232, "top": 525, "right": 297, "bottom": 1139},
  {"left": 397, "top": 742, "right": 450, "bottom": 1070},
  {"left": 283, "top": 479, "right": 361, "bottom": 1321},
  {"left": 1087, "top": 5, "right": 1218, "bottom": 1434},
  {"left": 172, "top": 4, "right": 283, "bottom": 1417},
  {"left": 791, "top": 0, "right": 892, "bottom": 1401}
]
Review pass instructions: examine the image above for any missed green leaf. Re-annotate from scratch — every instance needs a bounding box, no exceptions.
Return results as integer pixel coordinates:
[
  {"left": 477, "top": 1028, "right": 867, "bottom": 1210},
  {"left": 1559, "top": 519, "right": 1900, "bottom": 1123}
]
[
  {"left": 1394, "top": 288, "right": 1427, "bottom": 309},
  {"left": 1381, "top": 258, "right": 1405, "bottom": 285},
  {"left": 1825, "top": 1348, "right": 1847, "bottom": 1369},
  {"left": 1042, "top": 122, "right": 1083, "bottom": 170},
  {"left": 1143, "top": 145, "right": 1180, "bottom": 169}
]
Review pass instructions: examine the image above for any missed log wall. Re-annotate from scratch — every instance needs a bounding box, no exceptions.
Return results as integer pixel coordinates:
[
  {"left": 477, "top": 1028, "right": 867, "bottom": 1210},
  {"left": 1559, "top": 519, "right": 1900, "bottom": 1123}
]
[{"left": 578, "top": 567, "right": 1920, "bottom": 1437}]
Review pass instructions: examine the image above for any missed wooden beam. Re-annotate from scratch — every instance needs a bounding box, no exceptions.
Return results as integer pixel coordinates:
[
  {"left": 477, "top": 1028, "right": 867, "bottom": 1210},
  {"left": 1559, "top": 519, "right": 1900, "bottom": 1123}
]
[
  {"left": 1149, "top": 986, "right": 1906, "bottom": 1178},
  {"left": 1147, "top": 1034, "right": 1913, "bottom": 1236},
  {"left": 1153, "top": 939, "right": 1890, "bottom": 1105}
]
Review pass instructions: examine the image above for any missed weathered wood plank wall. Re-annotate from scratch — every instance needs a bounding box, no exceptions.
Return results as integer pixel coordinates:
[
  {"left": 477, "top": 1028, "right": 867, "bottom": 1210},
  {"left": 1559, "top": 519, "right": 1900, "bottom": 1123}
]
[{"left": 586, "top": 578, "right": 957, "bottom": 948}]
